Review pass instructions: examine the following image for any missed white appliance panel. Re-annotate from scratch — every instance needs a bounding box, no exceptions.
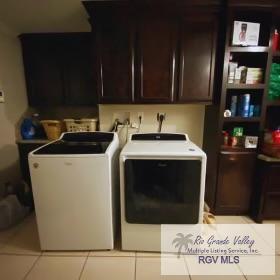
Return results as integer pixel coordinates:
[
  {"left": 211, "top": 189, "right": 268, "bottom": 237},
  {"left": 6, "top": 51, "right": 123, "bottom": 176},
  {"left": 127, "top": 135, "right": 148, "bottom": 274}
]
[
  {"left": 120, "top": 133, "right": 206, "bottom": 252},
  {"left": 30, "top": 155, "right": 113, "bottom": 250}
]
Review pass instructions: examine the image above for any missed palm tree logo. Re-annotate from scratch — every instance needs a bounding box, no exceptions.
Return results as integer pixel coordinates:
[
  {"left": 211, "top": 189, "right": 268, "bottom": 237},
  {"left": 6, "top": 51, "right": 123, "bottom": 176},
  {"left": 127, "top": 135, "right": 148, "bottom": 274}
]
[{"left": 172, "top": 233, "right": 193, "bottom": 258}]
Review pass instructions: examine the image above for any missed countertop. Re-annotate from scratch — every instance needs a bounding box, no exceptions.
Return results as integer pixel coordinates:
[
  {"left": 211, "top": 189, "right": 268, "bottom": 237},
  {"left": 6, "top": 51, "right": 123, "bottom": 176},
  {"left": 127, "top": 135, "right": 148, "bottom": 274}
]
[
  {"left": 258, "top": 154, "right": 280, "bottom": 162},
  {"left": 16, "top": 139, "right": 50, "bottom": 144}
]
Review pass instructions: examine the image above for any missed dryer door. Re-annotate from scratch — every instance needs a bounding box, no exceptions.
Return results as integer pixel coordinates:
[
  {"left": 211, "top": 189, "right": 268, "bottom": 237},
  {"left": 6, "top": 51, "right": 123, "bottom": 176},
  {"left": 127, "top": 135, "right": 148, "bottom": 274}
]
[{"left": 124, "top": 159, "right": 201, "bottom": 224}]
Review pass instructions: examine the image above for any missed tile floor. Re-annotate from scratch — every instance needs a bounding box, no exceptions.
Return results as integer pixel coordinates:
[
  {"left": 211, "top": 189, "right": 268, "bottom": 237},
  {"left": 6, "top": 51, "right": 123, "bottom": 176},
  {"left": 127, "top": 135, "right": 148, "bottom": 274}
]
[{"left": 0, "top": 214, "right": 279, "bottom": 280}]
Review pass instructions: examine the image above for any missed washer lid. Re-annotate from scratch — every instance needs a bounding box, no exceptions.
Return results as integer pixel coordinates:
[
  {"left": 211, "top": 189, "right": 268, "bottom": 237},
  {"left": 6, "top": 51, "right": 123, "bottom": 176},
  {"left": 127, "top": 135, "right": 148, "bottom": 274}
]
[
  {"left": 33, "top": 132, "right": 114, "bottom": 155},
  {"left": 61, "top": 132, "right": 113, "bottom": 142}
]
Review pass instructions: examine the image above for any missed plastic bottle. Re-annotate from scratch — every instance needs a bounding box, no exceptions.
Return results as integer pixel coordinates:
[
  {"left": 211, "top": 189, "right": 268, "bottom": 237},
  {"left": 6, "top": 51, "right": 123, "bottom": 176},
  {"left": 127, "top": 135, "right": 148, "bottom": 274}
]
[
  {"left": 31, "top": 113, "right": 46, "bottom": 138},
  {"left": 273, "top": 29, "right": 279, "bottom": 52},
  {"left": 20, "top": 118, "right": 35, "bottom": 139},
  {"left": 241, "top": 94, "right": 250, "bottom": 117},
  {"left": 230, "top": 95, "right": 237, "bottom": 117},
  {"left": 272, "top": 126, "right": 280, "bottom": 144}
]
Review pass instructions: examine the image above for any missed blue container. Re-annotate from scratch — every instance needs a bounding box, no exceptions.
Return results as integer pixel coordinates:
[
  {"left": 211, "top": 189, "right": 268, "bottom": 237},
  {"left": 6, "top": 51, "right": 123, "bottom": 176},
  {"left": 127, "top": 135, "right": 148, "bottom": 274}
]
[
  {"left": 241, "top": 94, "right": 250, "bottom": 117},
  {"left": 238, "top": 96, "right": 243, "bottom": 116},
  {"left": 253, "top": 105, "right": 261, "bottom": 117},
  {"left": 20, "top": 118, "right": 35, "bottom": 139},
  {"left": 249, "top": 105, "right": 254, "bottom": 117},
  {"left": 230, "top": 95, "right": 238, "bottom": 117}
]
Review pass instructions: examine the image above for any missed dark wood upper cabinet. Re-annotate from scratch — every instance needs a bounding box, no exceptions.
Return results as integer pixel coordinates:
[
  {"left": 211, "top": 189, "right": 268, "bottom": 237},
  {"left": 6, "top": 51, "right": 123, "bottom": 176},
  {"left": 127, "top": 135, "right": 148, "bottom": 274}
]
[
  {"left": 62, "top": 35, "right": 96, "bottom": 106},
  {"left": 21, "top": 36, "right": 64, "bottom": 106},
  {"left": 20, "top": 33, "right": 96, "bottom": 107},
  {"left": 135, "top": 16, "right": 178, "bottom": 103},
  {"left": 93, "top": 7, "right": 134, "bottom": 103},
  {"left": 82, "top": 1, "right": 220, "bottom": 104},
  {"left": 178, "top": 16, "right": 217, "bottom": 102}
]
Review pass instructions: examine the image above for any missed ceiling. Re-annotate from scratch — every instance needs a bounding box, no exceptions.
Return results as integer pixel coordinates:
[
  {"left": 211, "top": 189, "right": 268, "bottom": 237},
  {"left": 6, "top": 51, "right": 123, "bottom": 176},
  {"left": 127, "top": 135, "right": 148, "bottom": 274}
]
[{"left": 0, "top": 0, "right": 91, "bottom": 34}]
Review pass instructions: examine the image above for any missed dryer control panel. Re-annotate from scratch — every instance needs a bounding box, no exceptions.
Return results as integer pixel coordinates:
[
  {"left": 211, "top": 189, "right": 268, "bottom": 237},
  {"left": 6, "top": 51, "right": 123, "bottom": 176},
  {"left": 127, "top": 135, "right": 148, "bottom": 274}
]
[{"left": 131, "top": 133, "right": 187, "bottom": 141}]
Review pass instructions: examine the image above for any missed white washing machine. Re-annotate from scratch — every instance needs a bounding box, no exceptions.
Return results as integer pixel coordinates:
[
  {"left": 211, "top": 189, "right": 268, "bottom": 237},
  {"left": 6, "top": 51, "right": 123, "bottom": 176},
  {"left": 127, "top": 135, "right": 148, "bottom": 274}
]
[
  {"left": 120, "top": 133, "right": 206, "bottom": 252},
  {"left": 29, "top": 132, "right": 119, "bottom": 250}
]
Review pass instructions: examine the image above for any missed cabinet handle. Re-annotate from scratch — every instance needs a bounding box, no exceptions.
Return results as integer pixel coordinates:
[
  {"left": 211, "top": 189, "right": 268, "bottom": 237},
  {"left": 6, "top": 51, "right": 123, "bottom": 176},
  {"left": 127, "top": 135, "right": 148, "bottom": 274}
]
[{"left": 228, "top": 156, "right": 236, "bottom": 162}]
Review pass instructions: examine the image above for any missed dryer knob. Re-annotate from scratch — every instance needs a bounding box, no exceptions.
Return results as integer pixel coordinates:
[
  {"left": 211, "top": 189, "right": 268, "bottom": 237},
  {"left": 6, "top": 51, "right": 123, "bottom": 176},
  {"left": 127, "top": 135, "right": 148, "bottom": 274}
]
[{"left": 33, "top": 163, "right": 39, "bottom": 169}]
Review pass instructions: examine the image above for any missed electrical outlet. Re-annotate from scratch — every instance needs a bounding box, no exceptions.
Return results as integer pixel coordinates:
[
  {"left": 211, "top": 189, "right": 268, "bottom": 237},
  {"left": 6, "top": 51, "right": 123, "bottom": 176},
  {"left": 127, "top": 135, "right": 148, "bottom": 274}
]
[
  {"left": 112, "top": 112, "right": 130, "bottom": 124},
  {"left": 0, "top": 90, "right": 4, "bottom": 103},
  {"left": 137, "top": 112, "right": 144, "bottom": 121},
  {"left": 131, "top": 122, "right": 139, "bottom": 129},
  {"left": 157, "top": 113, "right": 166, "bottom": 121}
]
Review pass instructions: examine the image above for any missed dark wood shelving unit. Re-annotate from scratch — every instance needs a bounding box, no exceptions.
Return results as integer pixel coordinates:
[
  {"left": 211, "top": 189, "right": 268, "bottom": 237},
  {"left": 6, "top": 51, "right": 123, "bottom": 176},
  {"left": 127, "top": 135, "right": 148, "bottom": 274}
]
[
  {"left": 249, "top": 15, "right": 280, "bottom": 223},
  {"left": 223, "top": 117, "right": 261, "bottom": 123},
  {"left": 203, "top": 5, "right": 279, "bottom": 216},
  {"left": 226, "top": 83, "right": 266, "bottom": 89}
]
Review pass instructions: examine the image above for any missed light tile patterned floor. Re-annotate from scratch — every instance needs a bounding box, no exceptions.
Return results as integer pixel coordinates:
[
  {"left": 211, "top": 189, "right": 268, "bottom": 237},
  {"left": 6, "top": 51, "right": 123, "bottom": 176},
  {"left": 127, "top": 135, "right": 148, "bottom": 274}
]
[
  {"left": 81, "top": 256, "right": 135, "bottom": 280},
  {"left": 26, "top": 256, "right": 86, "bottom": 280},
  {"left": 0, "top": 214, "right": 279, "bottom": 280}
]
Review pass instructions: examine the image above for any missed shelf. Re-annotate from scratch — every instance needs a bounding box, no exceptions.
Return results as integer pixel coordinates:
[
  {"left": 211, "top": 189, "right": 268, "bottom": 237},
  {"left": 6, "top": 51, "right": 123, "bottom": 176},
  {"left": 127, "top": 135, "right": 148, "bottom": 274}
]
[
  {"left": 273, "top": 51, "right": 280, "bottom": 57},
  {"left": 224, "top": 117, "right": 261, "bottom": 123},
  {"left": 221, "top": 145, "right": 257, "bottom": 153},
  {"left": 228, "top": 46, "right": 269, "bottom": 53},
  {"left": 226, "top": 90, "right": 263, "bottom": 95},
  {"left": 266, "top": 99, "right": 280, "bottom": 106},
  {"left": 227, "top": 83, "right": 265, "bottom": 90}
]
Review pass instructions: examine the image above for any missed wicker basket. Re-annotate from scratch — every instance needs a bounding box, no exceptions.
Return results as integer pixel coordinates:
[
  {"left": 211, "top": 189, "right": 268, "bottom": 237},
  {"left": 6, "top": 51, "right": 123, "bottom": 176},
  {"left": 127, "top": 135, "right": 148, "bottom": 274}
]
[
  {"left": 41, "top": 120, "right": 64, "bottom": 140},
  {"left": 64, "top": 119, "right": 98, "bottom": 132}
]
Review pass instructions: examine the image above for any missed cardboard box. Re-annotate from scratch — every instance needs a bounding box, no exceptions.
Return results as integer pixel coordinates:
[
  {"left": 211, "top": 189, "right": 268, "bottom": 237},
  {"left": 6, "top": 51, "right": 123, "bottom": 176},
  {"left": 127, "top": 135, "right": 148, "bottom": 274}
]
[{"left": 232, "top": 21, "right": 260, "bottom": 46}]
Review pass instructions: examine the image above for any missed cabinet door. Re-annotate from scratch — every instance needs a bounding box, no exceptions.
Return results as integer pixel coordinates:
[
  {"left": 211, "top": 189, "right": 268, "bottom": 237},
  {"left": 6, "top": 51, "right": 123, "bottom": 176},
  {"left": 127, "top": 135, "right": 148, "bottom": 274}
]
[
  {"left": 178, "top": 16, "right": 216, "bottom": 102},
  {"left": 21, "top": 36, "right": 64, "bottom": 106},
  {"left": 262, "top": 165, "right": 280, "bottom": 219},
  {"left": 263, "top": 192, "right": 280, "bottom": 219},
  {"left": 95, "top": 8, "right": 133, "bottom": 103},
  {"left": 62, "top": 34, "right": 96, "bottom": 106},
  {"left": 215, "top": 152, "right": 256, "bottom": 214},
  {"left": 135, "top": 16, "right": 178, "bottom": 103}
]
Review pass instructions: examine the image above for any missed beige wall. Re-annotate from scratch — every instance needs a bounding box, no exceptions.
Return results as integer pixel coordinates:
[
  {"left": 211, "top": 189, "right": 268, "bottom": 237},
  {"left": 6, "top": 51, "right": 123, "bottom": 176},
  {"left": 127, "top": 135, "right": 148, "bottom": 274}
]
[
  {"left": 99, "top": 104, "right": 205, "bottom": 147},
  {"left": 0, "top": 23, "right": 28, "bottom": 195}
]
